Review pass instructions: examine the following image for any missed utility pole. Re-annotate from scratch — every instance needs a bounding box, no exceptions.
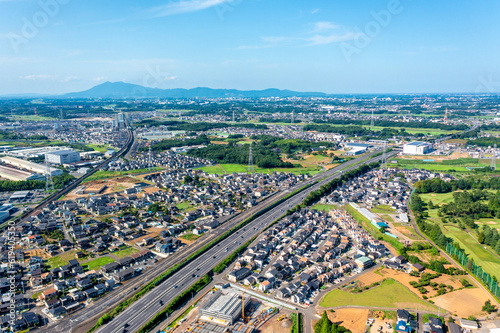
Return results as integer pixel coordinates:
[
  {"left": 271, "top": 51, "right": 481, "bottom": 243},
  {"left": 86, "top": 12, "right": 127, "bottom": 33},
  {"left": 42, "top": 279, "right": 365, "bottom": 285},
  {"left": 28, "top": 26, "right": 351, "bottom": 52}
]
[{"left": 248, "top": 144, "right": 255, "bottom": 174}]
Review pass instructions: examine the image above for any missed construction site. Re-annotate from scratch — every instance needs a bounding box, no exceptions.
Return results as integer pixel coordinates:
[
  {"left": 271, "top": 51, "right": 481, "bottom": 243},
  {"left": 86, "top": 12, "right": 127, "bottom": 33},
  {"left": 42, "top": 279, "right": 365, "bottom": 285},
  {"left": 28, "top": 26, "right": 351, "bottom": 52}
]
[{"left": 171, "top": 286, "right": 288, "bottom": 333}]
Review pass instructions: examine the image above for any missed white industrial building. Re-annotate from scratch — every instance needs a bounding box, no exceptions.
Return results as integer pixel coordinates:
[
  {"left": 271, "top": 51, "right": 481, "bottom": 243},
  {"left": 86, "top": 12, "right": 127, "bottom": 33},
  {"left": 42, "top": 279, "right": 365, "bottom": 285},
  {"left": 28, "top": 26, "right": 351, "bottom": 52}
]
[
  {"left": 8, "top": 146, "right": 74, "bottom": 158},
  {"left": 199, "top": 291, "right": 250, "bottom": 325},
  {"left": 403, "top": 141, "right": 433, "bottom": 155},
  {"left": 0, "top": 156, "right": 62, "bottom": 177},
  {"left": 46, "top": 150, "right": 81, "bottom": 165},
  {"left": 0, "top": 165, "right": 45, "bottom": 181}
]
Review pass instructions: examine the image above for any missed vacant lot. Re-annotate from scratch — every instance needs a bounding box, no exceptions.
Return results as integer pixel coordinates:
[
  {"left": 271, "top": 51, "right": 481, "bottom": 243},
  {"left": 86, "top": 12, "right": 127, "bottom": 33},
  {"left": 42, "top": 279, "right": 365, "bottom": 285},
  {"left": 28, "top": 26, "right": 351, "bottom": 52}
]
[
  {"left": 320, "top": 279, "right": 438, "bottom": 311},
  {"left": 434, "top": 288, "right": 493, "bottom": 317},
  {"left": 113, "top": 247, "right": 139, "bottom": 258},
  {"left": 311, "top": 204, "right": 338, "bottom": 212},
  {"left": 82, "top": 257, "right": 115, "bottom": 271},
  {"left": 198, "top": 163, "right": 323, "bottom": 175},
  {"left": 326, "top": 308, "right": 369, "bottom": 333}
]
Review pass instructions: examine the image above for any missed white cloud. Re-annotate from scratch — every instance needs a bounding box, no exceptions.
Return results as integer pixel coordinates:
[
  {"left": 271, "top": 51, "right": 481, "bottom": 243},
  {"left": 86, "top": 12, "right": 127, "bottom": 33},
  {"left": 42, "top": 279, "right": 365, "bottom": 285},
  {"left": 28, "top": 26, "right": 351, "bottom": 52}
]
[
  {"left": 20, "top": 74, "right": 54, "bottom": 80},
  {"left": 63, "top": 76, "right": 78, "bottom": 82},
  {"left": 149, "top": 0, "right": 235, "bottom": 17},
  {"left": 238, "top": 21, "right": 360, "bottom": 49},
  {"left": 311, "top": 8, "right": 320, "bottom": 14}
]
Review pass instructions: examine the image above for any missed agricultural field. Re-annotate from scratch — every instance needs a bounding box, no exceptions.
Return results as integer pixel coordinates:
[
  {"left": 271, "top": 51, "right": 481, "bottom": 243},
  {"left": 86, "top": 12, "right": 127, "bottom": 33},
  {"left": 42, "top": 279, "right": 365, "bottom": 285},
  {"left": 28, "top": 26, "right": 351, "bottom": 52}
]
[
  {"left": 197, "top": 163, "right": 323, "bottom": 175},
  {"left": 371, "top": 204, "right": 396, "bottom": 214},
  {"left": 320, "top": 279, "right": 438, "bottom": 311}
]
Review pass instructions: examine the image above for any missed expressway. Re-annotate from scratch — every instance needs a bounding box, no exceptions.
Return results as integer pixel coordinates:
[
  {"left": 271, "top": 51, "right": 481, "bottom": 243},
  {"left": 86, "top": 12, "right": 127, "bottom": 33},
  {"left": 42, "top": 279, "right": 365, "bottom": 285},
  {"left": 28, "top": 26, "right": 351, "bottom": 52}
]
[
  {"left": 42, "top": 148, "right": 386, "bottom": 333},
  {"left": 97, "top": 149, "right": 396, "bottom": 333}
]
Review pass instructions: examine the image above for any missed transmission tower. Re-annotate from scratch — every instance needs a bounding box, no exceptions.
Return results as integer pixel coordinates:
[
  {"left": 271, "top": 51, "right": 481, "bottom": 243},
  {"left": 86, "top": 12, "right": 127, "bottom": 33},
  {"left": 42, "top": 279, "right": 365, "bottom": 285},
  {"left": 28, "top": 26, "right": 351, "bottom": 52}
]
[
  {"left": 248, "top": 144, "right": 255, "bottom": 174},
  {"left": 44, "top": 154, "right": 54, "bottom": 192},
  {"left": 232, "top": 109, "right": 235, "bottom": 123},
  {"left": 381, "top": 142, "right": 387, "bottom": 169},
  {"left": 291, "top": 110, "right": 294, "bottom": 124},
  {"left": 492, "top": 144, "right": 497, "bottom": 171},
  {"left": 148, "top": 144, "right": 153, "bottom": 171},
  {"left": 370, "top": 109, "right": 375, "bottom": 128}
]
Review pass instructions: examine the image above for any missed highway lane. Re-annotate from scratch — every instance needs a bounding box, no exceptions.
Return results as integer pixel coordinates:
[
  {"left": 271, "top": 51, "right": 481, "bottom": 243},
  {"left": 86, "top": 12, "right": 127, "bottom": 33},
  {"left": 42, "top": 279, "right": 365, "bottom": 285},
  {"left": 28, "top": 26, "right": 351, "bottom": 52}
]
[{"left": 98, "top": 150, "right": 395, "bottom": 333}]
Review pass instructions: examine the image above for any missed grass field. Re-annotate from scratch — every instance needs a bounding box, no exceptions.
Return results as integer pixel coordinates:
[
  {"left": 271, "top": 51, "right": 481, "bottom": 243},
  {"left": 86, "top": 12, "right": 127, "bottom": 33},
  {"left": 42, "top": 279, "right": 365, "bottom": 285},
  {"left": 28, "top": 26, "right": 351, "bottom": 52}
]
[
  {"left": 421, "top": 191, "right": 500, "bottom": 278},
  {"left": 311, "top": 203, "right": 338, "bottom": 212},
  {"left": 46, "top": 256, "right": 69, "bottom": 269},
  {"left": 197, "top": 163, "right": 323, "bottom": 175},
  {"left": 83, "top": 167, "right": 163, "bottom": 182},
  {"left": 83, "top": 257, "right": 116, "bottom": 271},
  {"left": 176, "top": 201, "right": 195, "bottom": 212},
  {"left": 85, "top": 143, "right": 115, "bottom": 153},
  {"left": 180, "top": 233, "right": 200, "bottom": 241},
  {"left": 372, "top": 204, "right": 396, "bottom": 214},
  {"left": 388, "top": 158, "right": 489, "bottom": 173},
  {"left": 113, "top": 247, "right": 139, "bottom": 258},
  {"left": 320, "top": 279, "right": 438, "bottom": 311}
]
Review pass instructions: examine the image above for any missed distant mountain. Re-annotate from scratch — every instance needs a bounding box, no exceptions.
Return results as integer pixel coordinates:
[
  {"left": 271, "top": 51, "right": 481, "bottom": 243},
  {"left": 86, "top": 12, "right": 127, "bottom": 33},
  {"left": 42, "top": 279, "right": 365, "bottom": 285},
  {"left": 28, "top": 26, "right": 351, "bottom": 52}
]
[{"left": 62, "top": 81, "right": 329, "bottom": 99}]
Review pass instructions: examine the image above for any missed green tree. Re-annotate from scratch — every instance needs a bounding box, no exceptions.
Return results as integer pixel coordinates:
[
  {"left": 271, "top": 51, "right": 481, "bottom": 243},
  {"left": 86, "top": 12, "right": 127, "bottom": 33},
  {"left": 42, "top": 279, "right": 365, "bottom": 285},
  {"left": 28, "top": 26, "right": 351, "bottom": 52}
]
[{"left": 482, "top": 300, "right": 497, "bottom": 314}]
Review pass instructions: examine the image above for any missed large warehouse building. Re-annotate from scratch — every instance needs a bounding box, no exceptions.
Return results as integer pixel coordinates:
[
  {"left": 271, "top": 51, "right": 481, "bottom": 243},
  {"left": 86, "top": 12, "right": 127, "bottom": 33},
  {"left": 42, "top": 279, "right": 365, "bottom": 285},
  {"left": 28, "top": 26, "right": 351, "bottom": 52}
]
[
  {"left": 403, "top": 141, "right": 433, "bottom": 155},
  {"left": 0, "top": 156, "right": 62, "bottom": 177},
  {"left": 199, "top": 291, "right": 250, "bottom": 325},
  {"left": 0, "top": 165, "right": 45, "bottom": 181},
  {"left": 46, "top": 150, "right": 81, "bottom": 165}
]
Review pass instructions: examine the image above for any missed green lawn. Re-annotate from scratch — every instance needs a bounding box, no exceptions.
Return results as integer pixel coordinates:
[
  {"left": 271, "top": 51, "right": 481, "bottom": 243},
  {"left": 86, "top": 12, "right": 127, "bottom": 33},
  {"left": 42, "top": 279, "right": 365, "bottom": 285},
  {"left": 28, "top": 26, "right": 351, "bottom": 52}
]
[
  {"left": 388, "top": 158, "right": 489, "bottom": 173},
  {"left": 320, "top": 279, "right": 438, "bottom": 311},
  {"left": 311, "top": 204, "right": 338, "bottom": 212},
  {"left": 372, "top": 204, "right": 396, "bottom": 214},
  {"left": 180, "top": 233, "right": 201, "bottom": 241},
  {"left": 83, "top": 167, "right": 163, "bottom": 182},
  {"left": 113, "top": 247, "right": 139, "bottom": 258},
  {"left": 197, "top": 163, "right": 323, "bottom": 175},
  {"left": 442, "top": 224, "right": 500, "bottom": 278},
  {"left": 85, "top": 144, "right": 114, "bottom": 153},
  {"left": 46, "top": 256, "right": 69, "bottom": 269},
  {"left": 419, "top": 192, "right": 456, "bottom": 206},
  {"left": 83, "top": 257, "right": 116, "bottom": 271},
  {"left": 176, "top": 201, "right": 195, "bottom": 211}
]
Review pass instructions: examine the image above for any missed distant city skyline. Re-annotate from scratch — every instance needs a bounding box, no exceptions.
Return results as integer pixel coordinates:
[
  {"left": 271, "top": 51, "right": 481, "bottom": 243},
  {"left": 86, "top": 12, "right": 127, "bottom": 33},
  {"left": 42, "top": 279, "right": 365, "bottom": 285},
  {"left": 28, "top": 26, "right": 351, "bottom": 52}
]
[{"left": 1, "top": 0, "right": 499, "bottom": 95}]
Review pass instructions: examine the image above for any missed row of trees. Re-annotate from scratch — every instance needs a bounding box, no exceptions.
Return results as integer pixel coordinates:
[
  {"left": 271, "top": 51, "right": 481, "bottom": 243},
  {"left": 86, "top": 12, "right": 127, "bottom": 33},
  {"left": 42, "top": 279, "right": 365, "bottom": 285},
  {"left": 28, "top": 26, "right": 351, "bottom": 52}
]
[
  {"left": 187, "top": 141, "right": 295, "bottom": 168},
  {"left": 143, "top": 135, "right": 211, "bottom": 152},
  {"left": 313, "top": 118, "right": 468, "bottom": 131}
]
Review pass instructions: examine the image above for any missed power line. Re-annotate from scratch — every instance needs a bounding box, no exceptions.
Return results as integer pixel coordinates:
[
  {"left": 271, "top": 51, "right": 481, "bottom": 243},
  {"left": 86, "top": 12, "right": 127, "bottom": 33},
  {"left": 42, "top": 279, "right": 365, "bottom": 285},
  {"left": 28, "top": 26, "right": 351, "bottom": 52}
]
[{"left": 248, "top": 144, "right": 255, "bottom": 174}]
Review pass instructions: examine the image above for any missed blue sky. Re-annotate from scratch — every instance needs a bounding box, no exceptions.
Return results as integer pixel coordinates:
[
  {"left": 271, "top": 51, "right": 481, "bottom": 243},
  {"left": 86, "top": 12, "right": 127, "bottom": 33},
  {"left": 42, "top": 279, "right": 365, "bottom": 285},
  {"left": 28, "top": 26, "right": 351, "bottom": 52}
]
[{"left": 1, "top": 0, "right": 499, "bottom": 94}]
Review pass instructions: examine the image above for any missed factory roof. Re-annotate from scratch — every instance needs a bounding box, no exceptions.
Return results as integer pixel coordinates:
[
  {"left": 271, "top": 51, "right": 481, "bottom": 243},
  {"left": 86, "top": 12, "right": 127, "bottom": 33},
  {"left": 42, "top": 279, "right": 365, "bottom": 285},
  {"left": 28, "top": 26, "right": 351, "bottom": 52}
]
[{"left": 46, "top": 150, "right": 78, "bottom": 156}]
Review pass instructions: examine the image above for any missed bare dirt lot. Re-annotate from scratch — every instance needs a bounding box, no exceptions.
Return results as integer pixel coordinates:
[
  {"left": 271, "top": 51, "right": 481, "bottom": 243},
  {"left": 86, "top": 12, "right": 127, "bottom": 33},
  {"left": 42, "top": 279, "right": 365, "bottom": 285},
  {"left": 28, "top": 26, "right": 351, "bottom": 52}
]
[
  {"left": 327, "top": 308, "right": 369, "bottom": 333},
  {"left": 64, "top": 177, "right": 138, "bottom": 200},
  {"left": 434, "top": 287, "right": 494, "bottom": 317},
  {"left": 259, "top": 311, "right": 293, "bottom": 333},
  {"left": 398, "top": 151, "right": 469, "bottom": 161},
  {"left": 25, "top": 248, "right": 51, "bottom": 259},
  {"left": 361, "top": 268, "right": 491, "bottom": 316}
]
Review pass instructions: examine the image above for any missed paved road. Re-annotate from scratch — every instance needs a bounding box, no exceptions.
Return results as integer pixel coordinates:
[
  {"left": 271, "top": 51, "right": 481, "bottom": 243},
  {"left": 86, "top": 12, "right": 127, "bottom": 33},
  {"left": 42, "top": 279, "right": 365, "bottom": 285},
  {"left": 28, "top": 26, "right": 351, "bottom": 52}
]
[{"left": 96, "top": 150, "right": 394, "bottom": 333}]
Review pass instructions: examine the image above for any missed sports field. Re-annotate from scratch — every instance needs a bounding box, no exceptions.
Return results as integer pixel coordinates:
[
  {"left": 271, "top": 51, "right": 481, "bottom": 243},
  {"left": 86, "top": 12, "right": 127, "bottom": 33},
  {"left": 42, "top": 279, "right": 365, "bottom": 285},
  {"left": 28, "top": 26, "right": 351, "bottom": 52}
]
[
  {"left": 388, "top": 158, "right": 489, "bottom": 172},
  {"left": 311, "top": 204, "right": 338, "bottom": 212},
  {"left": 320, "top": 279, "right": 438, "bottom": 311}
]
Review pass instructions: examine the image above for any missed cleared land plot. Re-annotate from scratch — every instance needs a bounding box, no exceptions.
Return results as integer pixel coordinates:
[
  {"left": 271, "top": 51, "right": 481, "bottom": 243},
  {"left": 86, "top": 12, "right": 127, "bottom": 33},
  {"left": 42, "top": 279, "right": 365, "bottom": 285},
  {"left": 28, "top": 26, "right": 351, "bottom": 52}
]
[
  {"left": 64, "top": 177, "right": 139, "bottom": 200},
  {"left": 388, "top": 157, "right": 489, "bottom": 172},
  {"left": 84, "top": 167, "right": 163, "bottom": 182},
  {"left": 326, "top": 308, "right": 369, "bottom": 333},
  {"left": 320, "top": 279, "right": 438, "bottom": 311},
  {"left": 434, "top": 287, "right": 494, "bottom": 317}
]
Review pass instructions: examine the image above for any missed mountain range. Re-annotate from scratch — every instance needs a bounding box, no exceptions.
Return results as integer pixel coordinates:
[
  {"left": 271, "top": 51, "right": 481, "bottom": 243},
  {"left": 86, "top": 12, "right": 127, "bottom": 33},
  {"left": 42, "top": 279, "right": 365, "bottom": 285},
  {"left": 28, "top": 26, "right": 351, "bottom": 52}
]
[{"left": 59, "top": 81, "right": 329, "bottom": 99}]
